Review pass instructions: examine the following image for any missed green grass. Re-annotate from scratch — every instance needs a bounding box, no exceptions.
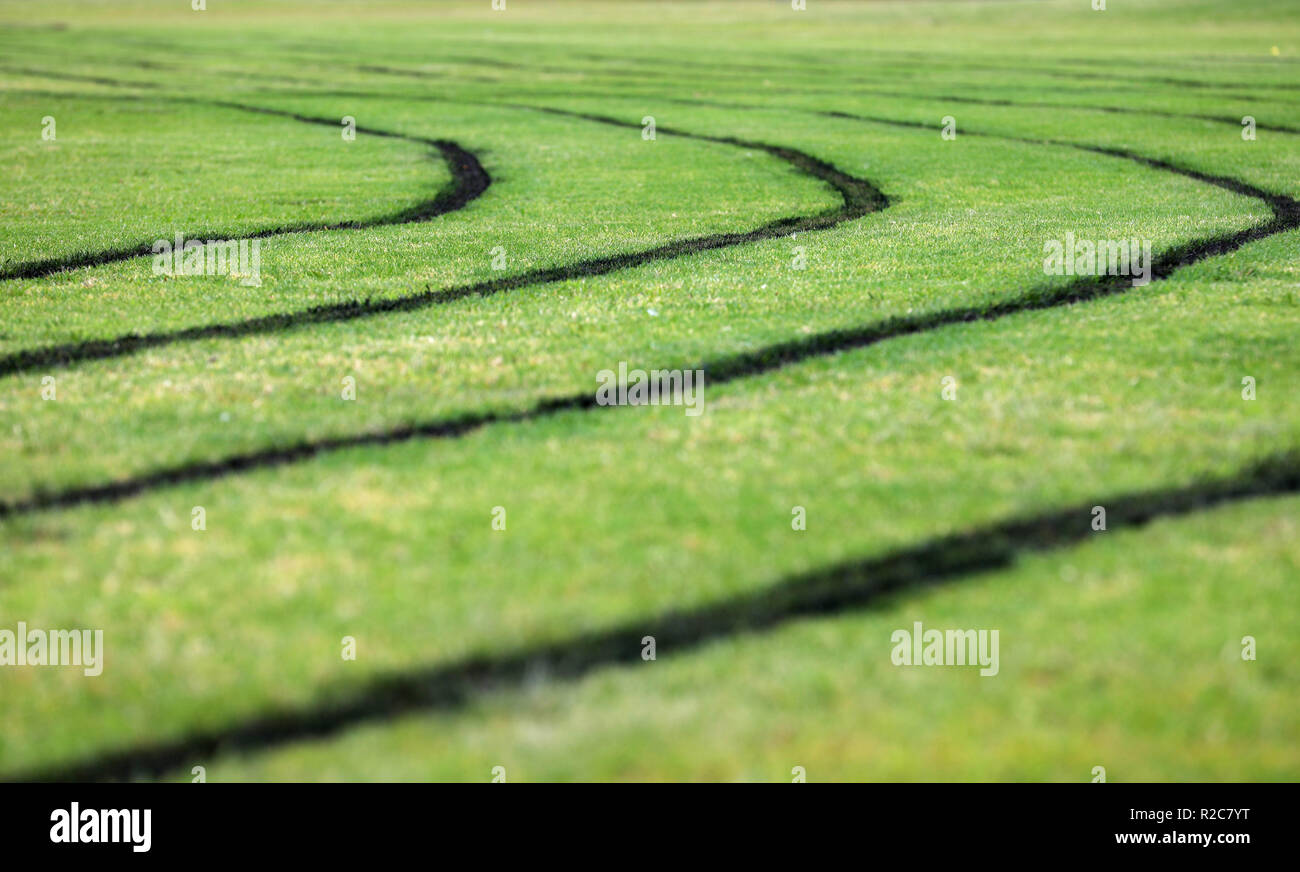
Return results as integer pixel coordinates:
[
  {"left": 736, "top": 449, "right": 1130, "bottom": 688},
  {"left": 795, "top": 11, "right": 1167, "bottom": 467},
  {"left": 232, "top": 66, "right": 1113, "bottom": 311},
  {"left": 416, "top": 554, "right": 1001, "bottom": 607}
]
[
  {"left": 196, "top": 494, "right": 1300, "bottom": 782},
  {"left": 0, "top": 0, "right": 1298, "bottom": 781}
]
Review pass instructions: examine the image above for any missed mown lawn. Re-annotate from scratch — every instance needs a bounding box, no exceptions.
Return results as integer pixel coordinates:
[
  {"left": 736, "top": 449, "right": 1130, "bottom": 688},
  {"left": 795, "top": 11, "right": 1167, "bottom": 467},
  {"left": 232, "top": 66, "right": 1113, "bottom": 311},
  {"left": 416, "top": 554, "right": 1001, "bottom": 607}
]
[{"left": 0, "top": 0, "right": 1297, "bottom": 781}]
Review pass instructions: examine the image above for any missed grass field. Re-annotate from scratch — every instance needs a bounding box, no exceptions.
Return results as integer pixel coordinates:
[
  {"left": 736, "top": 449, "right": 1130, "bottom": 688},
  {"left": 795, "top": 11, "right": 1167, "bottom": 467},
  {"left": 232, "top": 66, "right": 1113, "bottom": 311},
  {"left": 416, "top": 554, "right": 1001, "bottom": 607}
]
[{"left": 1, "top": 0, "right": 1298, "bottom": 782}]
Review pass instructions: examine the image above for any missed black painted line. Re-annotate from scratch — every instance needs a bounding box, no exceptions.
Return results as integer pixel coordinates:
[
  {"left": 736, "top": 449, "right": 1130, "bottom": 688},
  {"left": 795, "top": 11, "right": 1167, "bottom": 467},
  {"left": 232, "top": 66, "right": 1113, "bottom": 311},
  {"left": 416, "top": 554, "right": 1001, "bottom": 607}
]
[
  {"left": 0, "top": 101, "right": 490, "bottom": 282},
  {"left": 0, "top": 103, "right": 887, "bottom": 377},
  {"left": 9, "top": 450, "right": 1298, "bottom": 782},
  {"left": 2, "top": 105, "right": 1295, "bottom": 520}
]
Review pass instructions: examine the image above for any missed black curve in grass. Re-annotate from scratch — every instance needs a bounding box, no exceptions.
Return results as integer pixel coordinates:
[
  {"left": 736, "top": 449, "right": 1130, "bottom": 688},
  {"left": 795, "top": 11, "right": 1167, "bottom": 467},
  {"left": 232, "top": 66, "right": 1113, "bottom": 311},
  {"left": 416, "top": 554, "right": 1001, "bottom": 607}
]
[
  {"left": 522, "top": 81, "right": 1300, "bottom": 135},
  {"left": 237, "top": 77, "right": 1300, "bottom": 136},
  {"left": 248, "top": 79, "right": 1300, "bottom": 139},
  {"left": 2, "top": 108, "right": 1297, "bottom": 520},
  {"left": 76, "top": 39, "right": 1300, "bottom": 106},
  {"left": 520, "top": 85, "right": 1300, "bottom": 137},
  {"left": 230, "top": 41, "right": 1300, "bottom": 114},
  {"left": 0, "top": 101, "right": 490, "bottom": 282},
  {"left": 820, "top": 107, "right": 1300, "bottom": 218},
  {"left": 13, "top": 39, "right": 1300, "bottom": 115},
  {"left": 0, "top": 107, "right": 887, "bottom": 378},
  {"left": 557, "top": 45, "right": 1300, "bottom": 96},
  {"left": 827, "top": 88, "right": 1300, "bottom": 135},
  {"left": 215, "top": 54, "right": 1300, "bottom": 131},
  {"left": 9, "top": 451, "right": 1299, "bottom": 783},
  {"left": 664, "top": 47, "right": 1300, "bottom": 96},
  {"left": 0, "top": 64, "right": 161, "bottom": 90}
]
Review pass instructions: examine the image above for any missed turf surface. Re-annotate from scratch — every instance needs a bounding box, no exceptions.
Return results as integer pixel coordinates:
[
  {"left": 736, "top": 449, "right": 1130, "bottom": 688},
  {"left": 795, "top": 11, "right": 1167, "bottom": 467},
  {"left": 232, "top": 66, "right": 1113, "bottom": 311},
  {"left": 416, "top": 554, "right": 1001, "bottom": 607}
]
[{"left": 0, "top": 0, "right": 1297, "bottom": 781}]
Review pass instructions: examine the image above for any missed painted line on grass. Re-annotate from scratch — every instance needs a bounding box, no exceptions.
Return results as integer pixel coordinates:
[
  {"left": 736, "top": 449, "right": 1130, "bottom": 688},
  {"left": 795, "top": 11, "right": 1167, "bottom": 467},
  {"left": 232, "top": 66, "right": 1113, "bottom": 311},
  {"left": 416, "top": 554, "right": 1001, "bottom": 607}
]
[
  {"left": 217, "top": 51, "right": 1300, "bottom": 128},
  {"left": 8, "top": 451, "right": 1298, "bottom": 782},
  {"left": 0, "top": 100, "right": 490, "bottom": 282},
  {"left": 0, "top": 102, "right": 887, "bottom": 377},
  {"left": 2, "top": 107, "right": 1296, "bottom": 519}
]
